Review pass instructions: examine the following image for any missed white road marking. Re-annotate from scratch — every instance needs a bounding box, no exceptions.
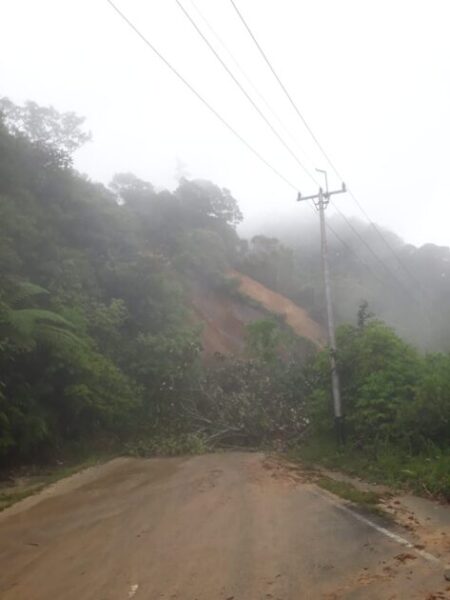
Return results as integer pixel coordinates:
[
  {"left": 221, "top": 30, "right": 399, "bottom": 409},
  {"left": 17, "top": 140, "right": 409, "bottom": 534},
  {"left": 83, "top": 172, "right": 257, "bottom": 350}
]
[
  {"left": 128, "top": 583, "right": 139, "bottom": 598},
  {"left": 309, "top": 486, "right": 450, "bottom": 569}
]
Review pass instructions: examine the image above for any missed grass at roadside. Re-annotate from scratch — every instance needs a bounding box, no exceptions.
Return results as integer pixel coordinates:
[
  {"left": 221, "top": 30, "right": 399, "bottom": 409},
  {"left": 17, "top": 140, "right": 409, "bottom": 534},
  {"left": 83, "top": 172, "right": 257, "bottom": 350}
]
[
  {"left": 288, "top": 436, "right": 450, "bottom": 502},
  {"left": 314, "top": 476, "right": 388, "bottom": 517},
  {"left": 316, "top": 476, "right": 381, "bottom": 506},
  {"left": 0, "top": 432, "right": 211, "bottom": 512},
  {"left": 0, "top": 454, "right": 113, "bottom": 512},
  {"left": 0, "top": 432, "right": 212, "bottom": 512}
]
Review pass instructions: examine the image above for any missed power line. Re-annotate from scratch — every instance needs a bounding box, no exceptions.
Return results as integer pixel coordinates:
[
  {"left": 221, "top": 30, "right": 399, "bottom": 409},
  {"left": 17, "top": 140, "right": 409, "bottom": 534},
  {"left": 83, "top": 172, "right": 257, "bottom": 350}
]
[
  {"left": 228, "top": 0, "right": 422, "bottom": 296},
  {"left": 105, "top": 0, "right": 300, "bottom": 192},
  {"left": 330, "top": 201, "right": 415, "bottom": 298},
  {"left": 347, "top": 188, "right": 423, "bottom": 288},
  {"left": 176, "top": 0, "right": 318, "bottom": 186},
  {"left": 107, "top": 0, "right": 410, "bottom": 296},
  {"left": 177, "top": 0, "right": 391, "bottom": 288},
  {"left": 228, "top": 0, "right": 336, "bottom": 174},
  {"left": 229, "top": 0, "right": 422, "bottom": 289},
  {"left": 186, "top": 0, "right": 318, "bottom": 175},
  {"left": 105, "top": 0, "right": 361, "bottom": 268},
  {"left": 303, "top": 193, "right": 387, "bottom": 289},
  {"left": 325, "top": 221, "right": 386, "bottom": 288}
]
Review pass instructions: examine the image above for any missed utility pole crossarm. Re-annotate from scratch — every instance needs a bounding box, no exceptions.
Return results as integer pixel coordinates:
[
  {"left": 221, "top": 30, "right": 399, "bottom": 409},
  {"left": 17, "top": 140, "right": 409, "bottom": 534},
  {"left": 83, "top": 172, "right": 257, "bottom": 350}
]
[
  {"left": 325, "top": 181, "right": 346, "bottom": 198},
  {"left": 297, "top": 181, "right": 346, "bottom": 203},
  {"left": 297, "top": 190, "right": 323, "bottom": 202}
]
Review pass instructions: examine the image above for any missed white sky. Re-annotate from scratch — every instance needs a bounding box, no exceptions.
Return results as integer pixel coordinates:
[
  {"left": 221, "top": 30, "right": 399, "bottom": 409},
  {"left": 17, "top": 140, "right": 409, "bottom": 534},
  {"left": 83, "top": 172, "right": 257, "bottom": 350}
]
[{"left": 1, "top": 0, "right": 449, "bottom": 246}]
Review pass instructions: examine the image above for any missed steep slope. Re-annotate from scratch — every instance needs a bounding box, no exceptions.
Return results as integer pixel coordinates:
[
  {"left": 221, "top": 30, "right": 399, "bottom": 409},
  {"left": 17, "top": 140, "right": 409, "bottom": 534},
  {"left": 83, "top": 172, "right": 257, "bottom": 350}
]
[
  {"left": 189, "top": 271, "right": 325, "bottom": 356},
  {"left": 189, "top": 277, "right": 269, "bottom": 356},
  {"left": 230, "top": 270, "right": 325, "bottom": 347}
]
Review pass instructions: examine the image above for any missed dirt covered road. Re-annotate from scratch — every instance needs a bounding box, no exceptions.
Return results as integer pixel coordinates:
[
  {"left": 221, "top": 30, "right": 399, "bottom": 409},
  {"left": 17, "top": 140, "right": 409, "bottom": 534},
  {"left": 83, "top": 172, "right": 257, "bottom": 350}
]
[{"left": 0, "top": 453, "right": 447, "bottom": 599}]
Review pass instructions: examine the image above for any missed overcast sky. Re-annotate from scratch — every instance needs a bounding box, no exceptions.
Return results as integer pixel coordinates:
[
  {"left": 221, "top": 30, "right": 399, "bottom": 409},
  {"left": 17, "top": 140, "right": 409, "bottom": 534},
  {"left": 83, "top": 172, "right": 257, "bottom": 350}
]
[{"left": 1, "top": 0, "right": 449, "bottom": 246}]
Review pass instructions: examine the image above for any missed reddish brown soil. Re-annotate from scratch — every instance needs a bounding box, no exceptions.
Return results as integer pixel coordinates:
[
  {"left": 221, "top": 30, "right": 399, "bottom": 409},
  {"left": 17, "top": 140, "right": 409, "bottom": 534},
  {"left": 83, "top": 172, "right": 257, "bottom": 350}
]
[
  {"left": 189, "top": 279, "right": 265, "bottom": 356},
  {"left": 230, "top": 270, "right": 325, "bottom": 346},
  {"left": 189, "top": 270, "right": 325, "bottom": 356}
]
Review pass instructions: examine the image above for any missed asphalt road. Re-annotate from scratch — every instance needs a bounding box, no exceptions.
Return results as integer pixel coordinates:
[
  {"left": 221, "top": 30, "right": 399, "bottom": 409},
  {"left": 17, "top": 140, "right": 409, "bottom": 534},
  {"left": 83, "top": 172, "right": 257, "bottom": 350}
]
[{"left": 0, "top": 453, "right": 447, "bottom": 599}]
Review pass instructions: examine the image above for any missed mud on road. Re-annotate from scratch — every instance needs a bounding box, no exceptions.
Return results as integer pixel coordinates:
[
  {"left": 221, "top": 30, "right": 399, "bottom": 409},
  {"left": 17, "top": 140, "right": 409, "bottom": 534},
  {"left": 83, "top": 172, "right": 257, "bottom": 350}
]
[{"left": 0, "top": 452, "right": 448, "bottom": 599}]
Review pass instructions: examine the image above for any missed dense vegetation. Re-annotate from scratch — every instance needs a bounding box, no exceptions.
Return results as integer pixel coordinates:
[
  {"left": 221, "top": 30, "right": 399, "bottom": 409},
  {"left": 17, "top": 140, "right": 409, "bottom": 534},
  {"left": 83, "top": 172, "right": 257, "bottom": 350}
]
[
  {"left": 0, "top": 98, "right": 234, "bottom": 464},
  {"left": 1, "top": 98, "right": 449, "bottom": 499},
  {"left": 0, "top": 97, "right": 312, "bottom": 466},
  {"left": 298, "top": 302, "right": 450, "bottom": 498}
]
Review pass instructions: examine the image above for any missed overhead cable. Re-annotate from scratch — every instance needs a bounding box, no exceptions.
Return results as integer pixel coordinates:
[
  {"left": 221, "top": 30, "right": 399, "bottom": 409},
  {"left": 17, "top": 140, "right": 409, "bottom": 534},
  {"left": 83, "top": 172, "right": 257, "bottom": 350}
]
[
  {"left": 176, "top": 0, "right": 317, "bottom": 186},
  {"left": 186, "top": 0, "right": 318, "bottom": 176},
  {"left": 106, "top": 0, "right": 299, "bottom": 192},
  {"left": 107, "top": 0, "right": 407, "bottom": 295},
  {"left": 229, "top": 0, "right": 422, "bottom": 295}
]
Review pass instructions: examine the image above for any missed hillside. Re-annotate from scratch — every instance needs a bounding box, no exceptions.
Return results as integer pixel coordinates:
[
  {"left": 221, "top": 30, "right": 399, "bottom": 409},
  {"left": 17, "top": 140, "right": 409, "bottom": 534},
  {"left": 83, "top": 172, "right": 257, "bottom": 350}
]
[
  {"left": 189, "top": 271, "right": 324, "bottom": 357},
  {"left": 2, "top": 99, "right": 317, "bottom": 465},
  {"left": 1, "top": 97, "right": 450, "bottom": 493},
  {"left": 238, "top": 220, "right": 450, "bottom": 351},
  {"left": 229, "top": 270, "right": 325, "bottom": 347},
  {"left": 188, "top": 276, "right": 265, "bottom": 356}
]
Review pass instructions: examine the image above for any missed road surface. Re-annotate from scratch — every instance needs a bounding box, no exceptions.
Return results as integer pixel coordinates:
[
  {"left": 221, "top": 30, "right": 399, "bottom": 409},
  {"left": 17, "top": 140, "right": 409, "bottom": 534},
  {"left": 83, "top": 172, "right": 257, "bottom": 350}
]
[{"left": 0, "top": 452, "right": 447, "bottom": 599}]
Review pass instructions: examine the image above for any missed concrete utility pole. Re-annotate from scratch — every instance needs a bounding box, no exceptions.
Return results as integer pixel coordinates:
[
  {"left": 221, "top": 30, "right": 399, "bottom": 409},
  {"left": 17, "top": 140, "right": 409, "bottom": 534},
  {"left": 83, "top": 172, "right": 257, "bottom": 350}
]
[{"left": 297, "top": 170, "right": 347, "bottom": 444}]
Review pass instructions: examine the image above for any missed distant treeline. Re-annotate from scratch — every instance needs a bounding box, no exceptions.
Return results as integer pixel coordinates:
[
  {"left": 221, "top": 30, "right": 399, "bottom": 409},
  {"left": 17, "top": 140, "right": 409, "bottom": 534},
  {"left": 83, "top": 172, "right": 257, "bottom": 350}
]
[{"left": 238, "top": 212, "right": 450, "bottom": 352}]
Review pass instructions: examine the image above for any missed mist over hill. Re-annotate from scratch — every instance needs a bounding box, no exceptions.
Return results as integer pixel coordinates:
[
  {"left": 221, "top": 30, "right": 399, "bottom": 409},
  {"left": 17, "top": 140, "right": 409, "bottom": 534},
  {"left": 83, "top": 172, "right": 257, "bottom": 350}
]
[{"left": 238, "top": 210, "right": 450, "bottom": 351}]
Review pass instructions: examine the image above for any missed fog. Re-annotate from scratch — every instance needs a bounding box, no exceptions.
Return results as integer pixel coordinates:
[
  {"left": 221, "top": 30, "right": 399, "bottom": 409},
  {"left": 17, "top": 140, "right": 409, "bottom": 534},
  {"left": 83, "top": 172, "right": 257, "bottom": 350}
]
[
  {"left": 1, "top": 0, "right": 449, "bottom": 247},
  {"left": 3, "top": 0, "right": 450, "bottom": 553}
]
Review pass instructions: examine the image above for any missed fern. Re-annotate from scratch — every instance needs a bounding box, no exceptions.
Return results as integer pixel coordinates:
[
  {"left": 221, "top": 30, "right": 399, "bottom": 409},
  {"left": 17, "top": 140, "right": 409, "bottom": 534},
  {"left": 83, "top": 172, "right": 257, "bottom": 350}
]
[
  {"left": 2, "top": 306, "right": 83, "bottom": 352},
  {"left": 38, "top": 324, "right": 86, "bottom": 353},
  {"left": 9, "top": 308, "right": 74, "bottom": 336},
  {"left": 9, "top": 281, "right": 49, "bottom": 307}
]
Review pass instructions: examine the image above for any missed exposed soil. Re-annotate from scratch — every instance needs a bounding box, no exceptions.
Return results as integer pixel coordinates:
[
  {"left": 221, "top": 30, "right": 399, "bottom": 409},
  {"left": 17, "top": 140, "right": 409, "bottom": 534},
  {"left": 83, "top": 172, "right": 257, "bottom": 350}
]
[
  {"left": 381, "top": 493, "right": 450, "bottom": 564},
  {"left": 0, "top": 453, "right": 448, "bottom": 599},
  {"left": 189, "top": 276, "right": 266, "bottom": 356},
  {"left": 230, "top": 270, "right": 325, "bottom": 346},
  {"left": 188, "top": 270, "right": 325, "bottom": 357}
]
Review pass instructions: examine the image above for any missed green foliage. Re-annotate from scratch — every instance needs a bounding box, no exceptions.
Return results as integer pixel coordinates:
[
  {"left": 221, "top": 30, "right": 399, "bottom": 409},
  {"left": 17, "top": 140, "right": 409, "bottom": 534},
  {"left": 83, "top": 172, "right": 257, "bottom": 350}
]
[
  {"left": 0, "top": 97, "right": 263, "bottom": 467},
  {"left": 176, "top": 228, "right": 229, "bottom": 284},
  {"left": 189, "top": 336, "right": 313, "bottom": 447},
  {"left": 300, "top": 303, "right": 450, "bottom": 499},
  {"left": 175, "top": 178, "right": 243, "bottom": 228},
  {"left": 404, "top": 353, "right": 450, "bottom": 446},
  {"left": 338, "top": 319, "right": 421, "bottom": 444},
  {"left": 307, "top": 313, "right": 425, "bottom": 446},
  {"left": 0, "top": 97, "right": 211, "bottom": 466},
  {"left": 291, "top": 436, "right": 450, "bottom": 500},
  {"left": 237, "top": 235, "right": 296, "bottom": 298},
  {"left": 0, "top": 97, "right": 91, "bottom": 168},
  {"left": 315, "top": 477, "right": 382, "bottom": 510},
  {"left": 246, "top": 319, "right": 283, "bottom": 363},
  {"left": 0, "top": 94, "right": 319, "bottom": 462},
  {"left": 7, "top": 308, "right": 78, "bottom": 348},
  {"left": 124, "top": 432, "right": 208, "bottom": 457},
  {"left": 0, "top": 283, "right": 140, "bottom": 459},
  {"left": 2, "top": 92, "right": 449, "bottom": 500},
  {"left": 111, "top": 173, "right": 242, "bottom": 261},
  {"left": 125, "top": 328, "right": 201, "bottom": 428}
]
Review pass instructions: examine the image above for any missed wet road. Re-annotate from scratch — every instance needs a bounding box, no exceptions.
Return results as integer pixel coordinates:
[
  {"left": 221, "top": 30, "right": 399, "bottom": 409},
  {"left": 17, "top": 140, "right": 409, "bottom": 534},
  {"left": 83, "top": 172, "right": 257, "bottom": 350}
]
[{"left": 0, "top": 453, "right": 446, "bottom": 599}]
